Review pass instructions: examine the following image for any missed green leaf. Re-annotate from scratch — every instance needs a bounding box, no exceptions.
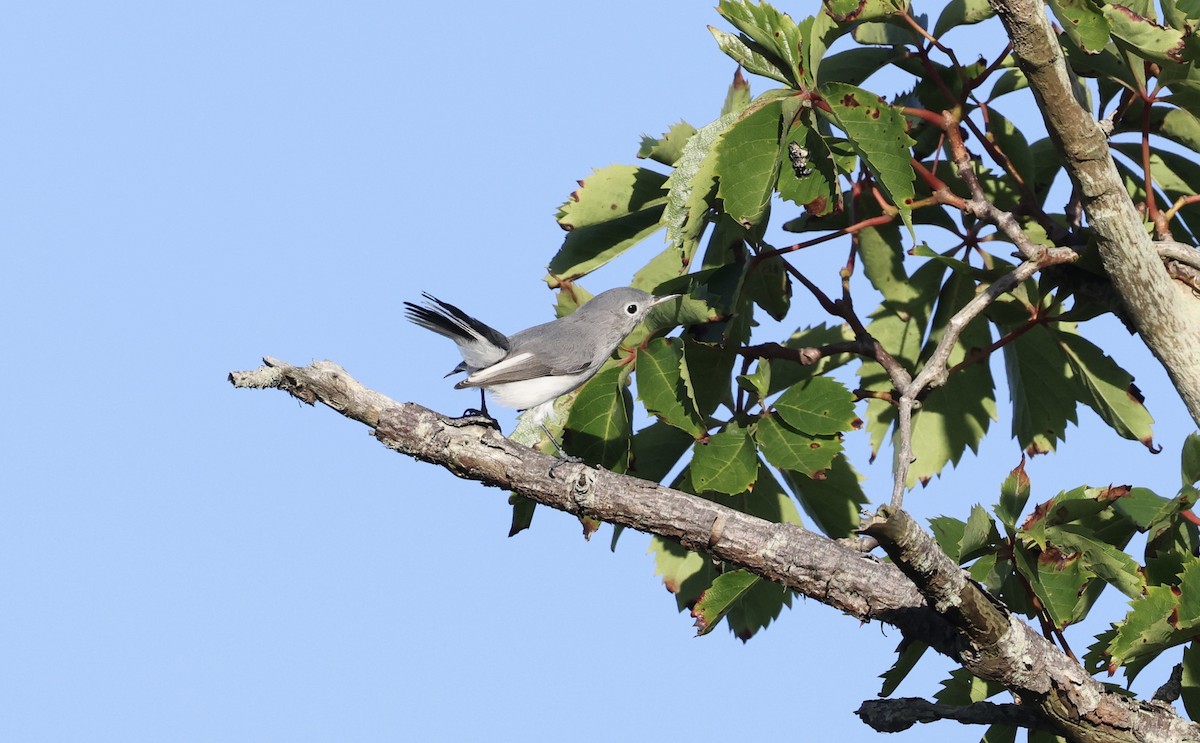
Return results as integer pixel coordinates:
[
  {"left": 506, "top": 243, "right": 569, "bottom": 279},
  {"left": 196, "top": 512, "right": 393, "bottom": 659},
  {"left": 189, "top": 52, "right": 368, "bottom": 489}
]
[
  {"left": 663, "top": 112, "right": 739, "bottom": 257},
  {"left": 857, "top": 221, "right": 910, "bottom": 302},
  {"left": 715, "top": 0, "right": 807, "bottom": 87},
  {"left": 1183, "top": 432, "right": 1200, "bottom": 487},
  {"left": 651, "top": 531, "right": 719, "bottom": 611},
  {"left": 818, "top": 46, "right": 905, "bottom": 84},
  {"left": 716, "top": 98, "right": 788, "bottom": 229},
  {"left": 548, "top": 166, "right": 667, "bottom": 282},
  {"left": 741, "top": 255, "right": 793, "bottom": 321},
  {"left": 638, "top": 121, "right": 698, "bottom": 167},
  {"left": 708, "top": 26, "right": 792, "bottom": 86},
  {"left": 1003, "top": 323, "right": 1077, "bottom": 455},
  {"left": 1058, "top": 328, "right": 1155, "bottom": 449},
  {"left": 682, "top": 337, "right": 736, "bottom": 415},
  {"left": 995, "top": 459, "right": 1032, "bottom": 532},
  {"left": 692, "top": 569, "right": 760, "bottom": 636},
  {"left": 1048, "top": 524, "right": 1145, "bottom": 599},
  {"left": 929, "top": 515, "right": 967, "bottom": 561},
  {"left": 755, "top": 413, "right": 842, "bottom": 476},
  {"left": 935, "top": 667, "right": 1005, "bottom": 705},
  {"left": 961, "top": 504, "right": 1000, "bottom": 562},
  {"left": 507, "top": 494, "right": 536, "bottom": 537},
  {"left": 1011, "top": 539, "right": 1092, "bottom": 629},
  {"left": 722, "top": 573, "right": 791, "bottom": 640},
  {"left": 564, "top": 365, "right": 633, "bottom": 471},
  {"left": 764, "top": 322, "right": 856, "bottom": 394},
  {"left": 630, "top": 421, "right": 696, "bottom": 483},
  {"left": 819, "top": 81, "right": 917, "bottom": 236},
  {"left": 776, "top": 120, "right": 840, "bottom": 215},
  {"left": 903, "top": 272, "right": 997, "bottom": 486},
  {"left": 772, "top": 376, "right": 856, "bottom": 436},
  {"left": 1183, "top": 641, "right": 1200, "bottom": 721},
  {"left": 988, "top": 69, "right": 1028, "bottom": 100},
  {"left": 721, "top": 68, "right": 754, "bottom": 116},
  {"left": 821, "top": 0, "right": 907, "bottom": 24},
  {"left": 691, "top": 424, "right": 759, "bottom": 495},
  {"left": 636, "top": 338, "right": 706, "bottom": 437},
  {"left": 1103, "top": 4, "right": 1188, "bottom": 65},
  {"left": 878, "top": 639, "right": 928, "bottom": 697},
  {"left": 779, "top": 452, "right": 867, "bottom": 538},
  {"left": 1049, "top": 0, "right": 1110, "bottom": 54},
  {"left": 933, "top": 0, "right": 995, "bottom": 37},
  {"left": 983, "top": 109, "right": 1034, "bottom": 189}
]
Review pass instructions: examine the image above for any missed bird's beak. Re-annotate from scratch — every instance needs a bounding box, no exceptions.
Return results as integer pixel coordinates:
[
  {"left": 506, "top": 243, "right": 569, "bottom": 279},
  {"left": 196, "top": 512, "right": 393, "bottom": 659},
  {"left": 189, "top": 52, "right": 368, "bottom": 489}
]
[{"left": 649, "top": 293, "right": 683, "bottom": 307}]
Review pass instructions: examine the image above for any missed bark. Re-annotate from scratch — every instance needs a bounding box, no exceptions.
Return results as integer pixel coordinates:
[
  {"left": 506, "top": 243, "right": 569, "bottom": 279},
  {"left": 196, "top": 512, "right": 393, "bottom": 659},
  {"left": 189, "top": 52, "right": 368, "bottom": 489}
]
[
  {"left": 230, "top": 357, "right": 1200, "bottom": 743},
  {"left": 987, "top": 0, "right": 1200, "bottom": 427}
]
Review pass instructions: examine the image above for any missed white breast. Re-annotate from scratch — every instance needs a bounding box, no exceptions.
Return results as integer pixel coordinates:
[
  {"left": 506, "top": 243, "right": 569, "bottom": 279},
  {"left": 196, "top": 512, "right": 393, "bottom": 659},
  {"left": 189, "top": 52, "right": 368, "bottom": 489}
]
[{"left": 486, "top": 372, "right": 592, "bottom": 412}]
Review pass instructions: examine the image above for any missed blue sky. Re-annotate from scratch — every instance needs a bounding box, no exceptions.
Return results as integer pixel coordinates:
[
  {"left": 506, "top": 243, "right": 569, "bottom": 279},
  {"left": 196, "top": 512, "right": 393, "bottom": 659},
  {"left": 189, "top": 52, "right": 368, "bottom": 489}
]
[{"left": 4, "top": 2, "right": 1196, "bottom": 741}]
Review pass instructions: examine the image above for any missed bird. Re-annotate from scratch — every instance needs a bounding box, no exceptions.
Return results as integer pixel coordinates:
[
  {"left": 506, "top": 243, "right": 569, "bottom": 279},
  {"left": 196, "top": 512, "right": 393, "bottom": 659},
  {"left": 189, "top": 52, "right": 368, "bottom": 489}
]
[{"left": 404, "top": 287, "right": 678, "bottom": 456}]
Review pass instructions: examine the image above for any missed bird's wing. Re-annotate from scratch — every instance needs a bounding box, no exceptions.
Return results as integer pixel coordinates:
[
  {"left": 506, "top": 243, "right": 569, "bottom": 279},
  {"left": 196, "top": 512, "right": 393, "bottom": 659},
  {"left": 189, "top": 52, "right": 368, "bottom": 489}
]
[{"left": 456, "top": 351, "right": 592, "bottom": 388}]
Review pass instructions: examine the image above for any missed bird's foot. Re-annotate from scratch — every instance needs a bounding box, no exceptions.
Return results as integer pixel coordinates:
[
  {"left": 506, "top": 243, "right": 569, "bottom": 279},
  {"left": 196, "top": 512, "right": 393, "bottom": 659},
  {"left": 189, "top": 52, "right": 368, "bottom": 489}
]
[
  {"left": 549, "top": 454, "right": 585, "bottom": 478},
  {"left": 447, "top": 410, "right": 501, "bottom": 431}
]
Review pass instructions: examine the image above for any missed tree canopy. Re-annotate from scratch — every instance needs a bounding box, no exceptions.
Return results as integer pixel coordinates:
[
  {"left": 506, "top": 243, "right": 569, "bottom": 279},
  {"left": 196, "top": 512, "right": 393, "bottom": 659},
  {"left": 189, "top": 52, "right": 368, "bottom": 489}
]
[{"left": 235, "top": 1, "right": 1200, "bottom": 740}]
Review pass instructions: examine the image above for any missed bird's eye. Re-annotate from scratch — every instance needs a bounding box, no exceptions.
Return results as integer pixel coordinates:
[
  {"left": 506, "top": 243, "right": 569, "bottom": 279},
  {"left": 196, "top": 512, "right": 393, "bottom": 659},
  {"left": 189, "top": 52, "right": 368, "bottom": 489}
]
[{"left": 626, "top": 303, "right": 638, "bottom": 315}]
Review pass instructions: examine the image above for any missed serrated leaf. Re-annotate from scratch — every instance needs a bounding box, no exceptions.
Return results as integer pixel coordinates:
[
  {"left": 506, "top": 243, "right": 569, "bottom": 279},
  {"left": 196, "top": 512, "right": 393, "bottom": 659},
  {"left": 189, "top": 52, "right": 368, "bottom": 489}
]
[
  {"left": 961, "top": 504, "right": 1000, "bottom": 562},
  {"left": 1004, "top": 323, "right": 1077, "bottom": 455},
  {"left": 858, "top": 221, "right": 910, "bottom": 303},
  {"left": 822, "top": 0, "right": 907, "bottom": 24},
  {"left": 630, "top": 420, "right": 696, "bottom": 484},
  {"left": 996, "top": 459, "right": 1031, "bottom": 531},
  {"left": 692, "top": 569, "right": 760, "bottom": 636},
  {"left": 903, "top": 272, "right": 997, "bottom": 486},
  {"left": 716, "top": 98, "right": 788, "bottom": 229},
  {"left": 723, "top": 573, "right": 791, "bottom": 640},
  {"left": 930, "top": 515, "right": 968, "bottom": 561},
  {"left": 878, "top": 639, "right": 928, "bottom": 697},
  {"left": 776, "top": 120, "right": 839, "bottom": 215},
  {"left": 691, "top": 424, "right": 759, "bottom": 495},
  {"left": 664, "top": 112, "right": 739, "bottom": 257},
  {"left": 715, "top": 0, "right": 807, "bottom": 87},
  {"left": 764, "top": 322, "right": 856, "bottom": 394},
  {"left": 819, "top": 81, "right": 916, "bottom": 236},
  {"left": 564, "top": 365, "right": 633, "bottom": 471},
  {"left": 708, "top": 26, "right": 792, "bottom": 85},
  {"left": 983, "top": 109, "right": 1034, "bottom": 190},
  {"left": 1183, "top": 641, "right": 1200, "bottom": 720},
  {"left": 989, "top": 68, "right": 1028, "bottom": 100},
  {"left": 1103, "top": 4, "right": 1188, "bottom": 65},
  {"left": 1184, "top": 432, "right": 1200, "bottom": 487},
  {"left": 1058, "top": 329, "right": 1155, "bottom": 449},
  {"left": 755, "top": 413, "right": 842, "bottom": 476},
  {"left": 935, "top": 667, "right": 1005, "bottom": 705},
  {"left": 933, "top": 0, "right": 994, "bottom": 36},
  {"left": 1011, "top": 539, "right": 1092, "bottom": 629},
  {"left": 507, "top": 493, "right": 536, "bottom": 537},
  {"left": 818, "top": 46, "right": 904, "bottom": 83},
  {"left": 741, "top": 256, "right": 792, "bottom": 321},
  {"left": 772, "top": 376, "right": 856, "bottom": 436},
  {"left": 636, "top": 338, "right": 706, "bottom": 437},
  {"left": 1049, "top": 0, "right": 1110, "bottom": 54},
  {"left": 651, "top": 531, "right": 719, "bottom": 611},
  {"left": 1049, "top": 524, "right": 1145, "bottom": 599},
  {"left": 549, "top": 165, "right": 668, "bottom": 282},
  {"left": 682, "top": 337, "right": 736, "bottom": 416},
  {"left": 779, "top": 452, "right": 867, "bottom": 538},
  {"left": 722, "top": 68, "right": 753, "bottom": 116},
  {"left": 638, "top": 121, "right": 698, "bottom": 167}
]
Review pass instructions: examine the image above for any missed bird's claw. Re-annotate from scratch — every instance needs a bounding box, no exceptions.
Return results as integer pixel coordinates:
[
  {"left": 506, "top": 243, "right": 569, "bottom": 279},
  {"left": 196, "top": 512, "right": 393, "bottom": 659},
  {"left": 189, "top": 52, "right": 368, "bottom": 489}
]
[{"left": 447, "top": 411, "right": 501, "bottom": 431}]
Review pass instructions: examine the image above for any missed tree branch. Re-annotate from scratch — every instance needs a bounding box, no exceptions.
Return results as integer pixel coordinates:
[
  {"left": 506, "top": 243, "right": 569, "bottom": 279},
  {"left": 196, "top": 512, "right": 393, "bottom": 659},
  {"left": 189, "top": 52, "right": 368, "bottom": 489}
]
[
  {"left": 228, "top": 357, "right": 954, "bottom": 649},
  {"left": 988, "top": 0, "right": 1200, "bottom": 428},
  {"left": 231, "top": 357, "right": 1200, "bottom": 743},
  {"left": 856, "top": 697, "right": 1043, "bottom": 733}
]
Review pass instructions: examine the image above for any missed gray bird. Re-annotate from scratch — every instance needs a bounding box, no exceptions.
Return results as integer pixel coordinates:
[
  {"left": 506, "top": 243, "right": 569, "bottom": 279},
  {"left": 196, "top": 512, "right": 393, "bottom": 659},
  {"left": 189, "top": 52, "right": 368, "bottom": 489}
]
[{"left": 404, "top": 287, "right": 677, "bottom": 454}]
